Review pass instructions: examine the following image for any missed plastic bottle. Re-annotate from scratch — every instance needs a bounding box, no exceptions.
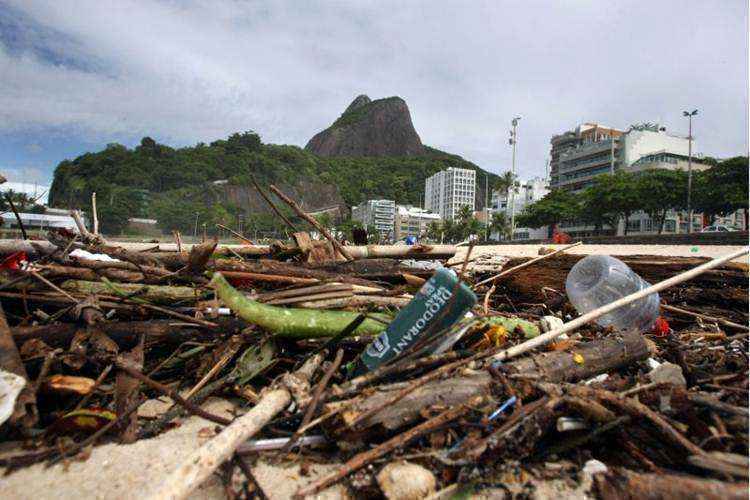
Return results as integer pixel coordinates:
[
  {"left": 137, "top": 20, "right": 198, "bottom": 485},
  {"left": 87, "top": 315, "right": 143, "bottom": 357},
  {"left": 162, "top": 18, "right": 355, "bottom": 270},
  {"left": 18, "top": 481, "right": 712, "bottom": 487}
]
[{"left": 565, "top": 255, "right": 660, "bottom": 333}]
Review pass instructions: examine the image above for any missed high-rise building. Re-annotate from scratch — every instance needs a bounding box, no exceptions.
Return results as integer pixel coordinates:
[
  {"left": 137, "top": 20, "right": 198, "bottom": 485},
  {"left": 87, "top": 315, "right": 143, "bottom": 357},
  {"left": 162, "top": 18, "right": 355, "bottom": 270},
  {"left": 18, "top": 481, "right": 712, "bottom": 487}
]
[
  {"left": 549, "top": 123, "right": 624, "bottom": 192},
  {"left": 424, "top": 167, "right": 476, "bottom": 221},
  {"left": 394, "top": 205, "right": 441, "bottom": 240},
  {"left": 548, "top": 122, "right": 713, "bottom": 236},
  {"left": 351, "top": 199, "right": 395, "bottom": 239}
]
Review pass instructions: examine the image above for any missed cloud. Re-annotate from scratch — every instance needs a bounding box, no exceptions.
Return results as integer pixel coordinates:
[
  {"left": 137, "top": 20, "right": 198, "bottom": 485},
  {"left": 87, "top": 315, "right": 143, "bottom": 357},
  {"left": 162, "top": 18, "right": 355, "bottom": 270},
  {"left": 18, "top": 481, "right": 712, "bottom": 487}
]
[
  {"left": 1, "top": 0, "right": 747, "bottom": 180},
  {"left": 2, "top": 165, "right": 48, "bottom": 184}
]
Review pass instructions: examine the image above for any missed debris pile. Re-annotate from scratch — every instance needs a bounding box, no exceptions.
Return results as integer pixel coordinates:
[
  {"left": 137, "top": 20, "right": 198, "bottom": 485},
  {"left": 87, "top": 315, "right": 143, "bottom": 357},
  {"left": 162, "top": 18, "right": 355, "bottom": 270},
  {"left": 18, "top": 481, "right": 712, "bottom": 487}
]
[{"left": 0, "top": 212, "right": 747, "bottom": 498}]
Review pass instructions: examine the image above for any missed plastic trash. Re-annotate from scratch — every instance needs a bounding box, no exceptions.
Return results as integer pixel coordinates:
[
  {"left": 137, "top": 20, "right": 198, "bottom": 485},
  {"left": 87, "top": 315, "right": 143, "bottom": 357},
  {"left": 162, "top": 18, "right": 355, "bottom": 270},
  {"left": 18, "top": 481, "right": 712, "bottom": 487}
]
[
  {"left": 349, "top": 267, "right": 477, "bottom": 376},
  {"left": 565, "top": 255, "right": 659, "bottom": 334}
]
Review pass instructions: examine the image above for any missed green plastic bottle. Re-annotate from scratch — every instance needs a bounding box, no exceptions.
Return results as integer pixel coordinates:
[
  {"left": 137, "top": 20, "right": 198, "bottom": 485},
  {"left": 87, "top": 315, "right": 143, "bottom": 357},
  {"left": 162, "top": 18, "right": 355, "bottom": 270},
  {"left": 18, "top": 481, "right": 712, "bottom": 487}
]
[{"left": 349, "top": 267, "right": 477, "bottom": 376}]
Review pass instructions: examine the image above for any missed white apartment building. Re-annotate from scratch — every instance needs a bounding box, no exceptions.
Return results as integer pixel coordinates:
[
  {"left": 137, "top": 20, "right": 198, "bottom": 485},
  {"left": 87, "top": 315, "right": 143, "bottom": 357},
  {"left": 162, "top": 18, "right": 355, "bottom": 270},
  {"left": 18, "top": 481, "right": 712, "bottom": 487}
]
[
  {"left": 351, "top": 199, "right": 395, "bottom": 240},
  {"left": 550, "top": 123, "right": 715, "bottom": 237},
  {"left": 424, "top": 167, "right": 476, "bottom": 221},
  {"left": 492, "top": 177, "right": 550, "bottom": 240},
  {"left": 394, "top": 205, "right": 441, "bottom": 240}
]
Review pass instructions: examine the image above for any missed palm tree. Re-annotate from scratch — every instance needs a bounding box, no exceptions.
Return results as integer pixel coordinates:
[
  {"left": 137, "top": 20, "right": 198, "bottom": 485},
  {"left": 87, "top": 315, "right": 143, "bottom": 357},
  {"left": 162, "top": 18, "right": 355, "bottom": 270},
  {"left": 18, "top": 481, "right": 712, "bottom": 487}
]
[{"left": 489, "top": 212, "right": 509, "bottom": 240}]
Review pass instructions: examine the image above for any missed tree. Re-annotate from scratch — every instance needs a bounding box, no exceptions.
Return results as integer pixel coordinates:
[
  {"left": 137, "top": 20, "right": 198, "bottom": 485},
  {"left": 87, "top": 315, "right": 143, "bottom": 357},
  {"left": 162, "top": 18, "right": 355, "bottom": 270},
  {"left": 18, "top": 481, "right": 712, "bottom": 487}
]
[
  {"left": 580, "top": 171, "right": 640, "bottom": 235},
  {"left": 516, "top": 189, "right": 581, "bottom": 229},
  {"left": 489, "top": 211, "right": 509, "bottom": 240},
  {"left": 693, "top": 157, "right": 749, "bottom": 228},
  {"left": 635, "top": 169, "right": 687, "bottom": 234}
]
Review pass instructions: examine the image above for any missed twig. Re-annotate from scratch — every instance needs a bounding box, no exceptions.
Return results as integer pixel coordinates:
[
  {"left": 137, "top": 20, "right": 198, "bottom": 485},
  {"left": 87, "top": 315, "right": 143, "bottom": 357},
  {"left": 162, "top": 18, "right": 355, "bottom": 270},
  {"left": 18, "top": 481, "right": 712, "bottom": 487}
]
[
  {"left": 250, "top": 175, "right": 298, "bottom": 232},
  {"left": 233, "top": 454, "right": 269, "bottom": 500},
  {"left": 115, "top": 361, "right": 231, "bottom": 426},
  {"left": 269, "top": 184, "right": 354, "bottom": 261},
  {"left": 282, "top": 348, "right": 344, "bottom": 452},
  {"left": 6, "top": 194, "right": 27, "bottom": 240},
  {"left": 74, "top": 363, "right": 112, "bottom": 410},
  {"left": 473, "top": 241, "right": 583, "bottom": 289},
  {"left": 295, "top": 400, "right": 479, "bottom": 498},
  {"left": 490, "top": 247, "right": 750, "bottom": 363},
  {"left": 216, "top": 224, "right": 254, "bottom": 245},
  {"left": 29, "top": 271, "right": 78, "bottom": 303},
  {"left": 662, "top": 303, "right": 748, "bottom": 331}
]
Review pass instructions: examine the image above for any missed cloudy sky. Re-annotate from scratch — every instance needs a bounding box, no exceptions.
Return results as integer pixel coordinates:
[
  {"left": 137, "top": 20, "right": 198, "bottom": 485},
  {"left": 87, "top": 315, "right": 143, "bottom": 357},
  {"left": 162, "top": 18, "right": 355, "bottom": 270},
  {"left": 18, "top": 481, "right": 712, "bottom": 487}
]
[{"left": 1, "top": 0, "right": 747, "bottom": 185}]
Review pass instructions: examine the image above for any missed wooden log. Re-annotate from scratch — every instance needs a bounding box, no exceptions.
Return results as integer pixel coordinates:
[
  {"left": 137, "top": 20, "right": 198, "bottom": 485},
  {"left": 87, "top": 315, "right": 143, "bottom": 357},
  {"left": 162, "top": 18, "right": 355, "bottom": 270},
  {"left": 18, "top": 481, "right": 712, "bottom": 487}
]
[
  {"left": 60, "top": 280, "right": 201, "bottom": 305},
  {"left": 12, "top": 319, "right": 238, "bottom": 347},
  {"left": 218, "top": 270, "right": 319, "bottom": 286},
  {"left": 326, "top": 331, "right": 650, "bottom": 434},
  {"left": 594, "top": 468, "right": 748, "bottom": 500}
]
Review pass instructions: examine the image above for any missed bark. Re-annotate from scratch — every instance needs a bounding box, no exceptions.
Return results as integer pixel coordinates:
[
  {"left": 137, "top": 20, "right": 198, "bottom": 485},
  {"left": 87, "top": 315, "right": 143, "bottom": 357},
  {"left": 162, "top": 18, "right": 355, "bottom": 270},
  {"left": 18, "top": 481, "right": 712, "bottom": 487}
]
[
  {"left": 60, "top": 279, "right": 201, "bottom": 305},
  {"left": 594, "top": 468, "right": 748, "bottom": 500}
]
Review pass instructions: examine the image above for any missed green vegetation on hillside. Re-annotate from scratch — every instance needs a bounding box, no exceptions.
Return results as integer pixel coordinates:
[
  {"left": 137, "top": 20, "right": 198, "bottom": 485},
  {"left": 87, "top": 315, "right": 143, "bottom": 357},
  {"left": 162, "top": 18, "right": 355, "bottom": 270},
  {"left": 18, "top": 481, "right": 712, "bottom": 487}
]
[
  {"left": 331, "top": 96, "right": 401, "bottom": 128},
  {"left": 49, "top": 132, "right": 498, "bottom": 235}
]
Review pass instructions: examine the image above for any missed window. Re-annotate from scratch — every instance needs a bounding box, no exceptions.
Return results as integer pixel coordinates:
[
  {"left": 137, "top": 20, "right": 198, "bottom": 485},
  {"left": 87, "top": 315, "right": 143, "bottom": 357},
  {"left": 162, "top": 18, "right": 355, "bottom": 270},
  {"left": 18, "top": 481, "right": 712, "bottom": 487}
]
[{"left": 627, "top": 219, "right": 641, "bottom": 232}]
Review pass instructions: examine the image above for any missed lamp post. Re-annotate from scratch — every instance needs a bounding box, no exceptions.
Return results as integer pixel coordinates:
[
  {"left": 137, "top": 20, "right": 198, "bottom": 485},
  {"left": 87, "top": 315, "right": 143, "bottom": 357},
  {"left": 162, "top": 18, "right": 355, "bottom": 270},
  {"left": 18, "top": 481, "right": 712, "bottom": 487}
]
[
  {"left": 509, "top": 116, "right": 521, "bottom": 241},
  {"left": 484, "top": 172, "right": 489, "bottom": 241},
  {"left": 683, "top": 109, "right": 698, "bottom": 234}
]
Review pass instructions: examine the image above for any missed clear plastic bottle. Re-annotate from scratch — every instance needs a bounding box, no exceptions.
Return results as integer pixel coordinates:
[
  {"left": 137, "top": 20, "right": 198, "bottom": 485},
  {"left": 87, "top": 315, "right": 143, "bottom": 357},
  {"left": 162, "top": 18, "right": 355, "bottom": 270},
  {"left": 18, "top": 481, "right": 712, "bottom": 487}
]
[{"left": 565, "top": 255, "right": 660, "bottom": 333}]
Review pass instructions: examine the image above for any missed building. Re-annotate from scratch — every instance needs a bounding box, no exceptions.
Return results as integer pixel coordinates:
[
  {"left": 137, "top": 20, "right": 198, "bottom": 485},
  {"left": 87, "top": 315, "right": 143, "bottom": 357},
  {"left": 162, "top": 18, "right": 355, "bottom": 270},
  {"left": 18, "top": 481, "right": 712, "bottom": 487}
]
[
  {"left": 394, "top": 205, "right": 440, "bottom": 241},
  {"left": 1, "top": 211, "right": 77, "bottom": 231},
  {"left": 492, "top": 177, "right": 550, "bottom": 240},
  {"left": 424, "top": 167, "right": 476, "bottom": 221},
  {"left": 549, "top": 122, "right": 713, "bottom": 236},
  {"left": 351, "top": 199, "right": 395, "bottom": 240},
  {"left": 550, "top": 123, "right": 624, "bottom": 192}
]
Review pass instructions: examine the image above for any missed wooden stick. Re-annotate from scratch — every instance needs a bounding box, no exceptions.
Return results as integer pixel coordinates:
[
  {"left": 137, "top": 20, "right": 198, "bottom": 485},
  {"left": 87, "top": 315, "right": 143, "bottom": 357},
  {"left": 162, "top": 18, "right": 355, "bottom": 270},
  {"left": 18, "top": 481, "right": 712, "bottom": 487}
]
[
  {"left": 148, "top": 356, "right": 320, "bottom": 500},
  {"left": 250, "top": 175, "right": 298, "bottom": 232},
  {"left": 91, "top": 192, "right": 99, "bottom": 235},
  {"left": 490, "top": 247, "right": 749, "bottom": 363},
  {"left": 295, "top": 400, "right": 480, "bottom": 498},
  {"left": 269, "top": 184, "right": 354, "bottom": 261},
  {"left": 5, "top": 194, "right": 27, "bottom": 240},
  {"left": 218, "top": 270, "right": 319, "bottom": 286},
  {"left": 662, "top": 303, "right": 748, "bottom": 331},
  {"left": 473, "top": 241, "right": 583, "bottom": 289},
  {"left": 216, "top": 224, "right": 254, "bottom": 245}
]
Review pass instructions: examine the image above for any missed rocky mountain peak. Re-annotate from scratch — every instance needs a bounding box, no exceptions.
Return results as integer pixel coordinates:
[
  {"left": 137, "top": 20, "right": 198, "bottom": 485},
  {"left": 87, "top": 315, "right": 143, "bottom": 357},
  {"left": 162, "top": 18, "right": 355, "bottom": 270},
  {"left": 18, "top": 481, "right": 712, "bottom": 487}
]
[{"left": 305, "top": 94, "right": 425, "bottom": 157}]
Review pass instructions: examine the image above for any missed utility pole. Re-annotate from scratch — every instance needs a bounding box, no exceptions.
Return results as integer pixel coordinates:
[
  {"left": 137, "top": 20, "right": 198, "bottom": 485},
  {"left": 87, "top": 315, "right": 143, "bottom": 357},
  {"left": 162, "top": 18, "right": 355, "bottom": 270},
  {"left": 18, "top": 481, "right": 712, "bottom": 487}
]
[
  {"left": 509, "top": 117, "right": 521, "bottom": 241},
  {"left": 485, "top": 172, "right": 489, "bottom": 241},
  {"left": 683, "top": 109, "right": 698, "bottom": 234}
]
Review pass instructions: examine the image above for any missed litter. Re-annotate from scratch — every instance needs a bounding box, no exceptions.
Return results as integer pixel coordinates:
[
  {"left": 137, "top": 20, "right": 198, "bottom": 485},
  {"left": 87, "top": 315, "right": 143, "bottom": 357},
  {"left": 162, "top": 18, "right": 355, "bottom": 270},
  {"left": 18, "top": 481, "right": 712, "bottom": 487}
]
[{"left": 0, "top": 209, "right": 746, "bottom": 500}]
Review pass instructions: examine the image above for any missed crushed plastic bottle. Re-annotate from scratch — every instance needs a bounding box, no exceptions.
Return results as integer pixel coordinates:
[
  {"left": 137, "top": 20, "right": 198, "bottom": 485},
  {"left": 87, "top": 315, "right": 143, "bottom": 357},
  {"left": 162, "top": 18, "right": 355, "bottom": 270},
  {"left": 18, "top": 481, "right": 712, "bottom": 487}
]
[{"left": 565, "top": 255, "right": 659, "bottom": 334}]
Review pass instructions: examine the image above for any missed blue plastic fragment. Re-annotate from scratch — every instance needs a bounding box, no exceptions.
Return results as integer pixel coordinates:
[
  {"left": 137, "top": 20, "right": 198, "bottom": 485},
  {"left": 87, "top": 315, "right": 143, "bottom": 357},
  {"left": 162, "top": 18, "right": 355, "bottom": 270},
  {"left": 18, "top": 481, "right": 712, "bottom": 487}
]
[{"left": 487, "top": 396, "right": 517, "bottom": 422}]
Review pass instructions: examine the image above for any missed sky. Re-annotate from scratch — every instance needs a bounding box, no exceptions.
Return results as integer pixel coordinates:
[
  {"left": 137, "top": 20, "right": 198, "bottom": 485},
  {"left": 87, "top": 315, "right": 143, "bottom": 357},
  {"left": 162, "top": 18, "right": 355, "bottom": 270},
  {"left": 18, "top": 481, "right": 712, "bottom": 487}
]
[{"left": 1, "top": 0, "right": 748, "bottom": 186}]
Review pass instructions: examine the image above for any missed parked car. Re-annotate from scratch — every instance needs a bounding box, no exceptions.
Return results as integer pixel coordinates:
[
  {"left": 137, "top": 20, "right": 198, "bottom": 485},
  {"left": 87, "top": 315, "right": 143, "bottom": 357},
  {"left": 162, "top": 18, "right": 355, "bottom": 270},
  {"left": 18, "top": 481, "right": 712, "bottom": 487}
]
[{"left": 701, "top": 224, "right": 738, "bottom": 232}]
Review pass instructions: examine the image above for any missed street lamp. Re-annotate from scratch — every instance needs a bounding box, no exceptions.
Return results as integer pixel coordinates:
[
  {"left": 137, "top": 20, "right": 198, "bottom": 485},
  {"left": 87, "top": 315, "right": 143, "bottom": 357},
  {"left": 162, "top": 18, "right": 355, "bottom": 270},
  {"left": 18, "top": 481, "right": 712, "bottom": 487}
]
[
  {"left": 683, "top": 109, "right": 698, "bottom": 234},
  {"left": 509, "top": 117, "right": 521, "bottom": 240}
]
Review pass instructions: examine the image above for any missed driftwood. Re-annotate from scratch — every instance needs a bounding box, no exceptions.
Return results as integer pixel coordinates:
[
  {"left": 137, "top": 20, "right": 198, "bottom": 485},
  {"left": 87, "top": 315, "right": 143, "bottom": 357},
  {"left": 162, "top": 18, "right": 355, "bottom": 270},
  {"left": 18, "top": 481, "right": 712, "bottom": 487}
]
[
  {"left": 326, "top": 331, "right": 650, "bottom": 434},
  {"left": 147, "top": 353, "right": 323, "bottom": 500},
  {"left": 594, "top": 468, "right": 748, "bottom": 500}
]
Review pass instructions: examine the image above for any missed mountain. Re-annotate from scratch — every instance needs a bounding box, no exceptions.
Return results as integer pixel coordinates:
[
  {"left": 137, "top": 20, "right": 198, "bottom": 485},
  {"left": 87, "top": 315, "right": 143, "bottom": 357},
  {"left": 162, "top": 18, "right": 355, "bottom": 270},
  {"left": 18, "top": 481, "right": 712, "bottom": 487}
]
[
  {"left": 305, "top": 95, "right": 425, "bottom": 157},
  {"left": 48, "top": 96, "right": 498, "bottom": 236}
]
